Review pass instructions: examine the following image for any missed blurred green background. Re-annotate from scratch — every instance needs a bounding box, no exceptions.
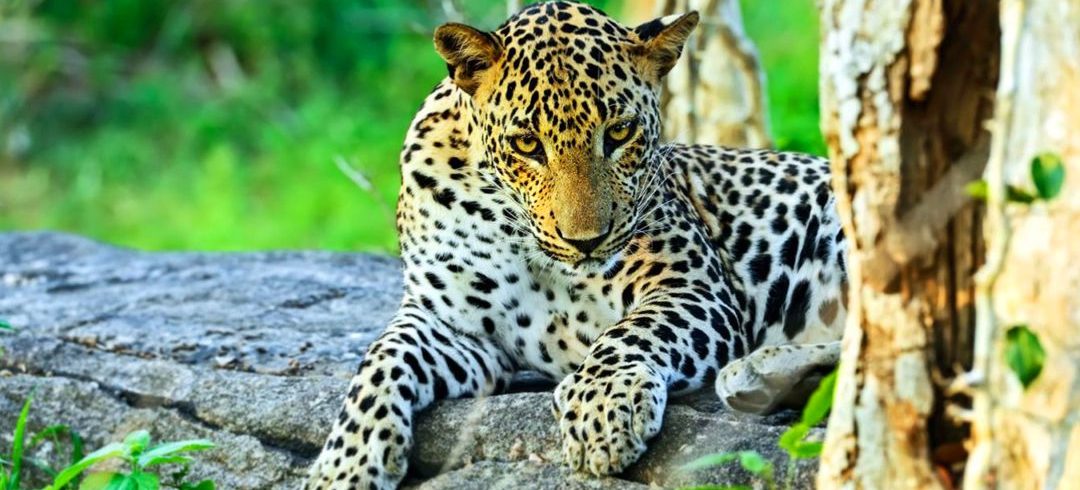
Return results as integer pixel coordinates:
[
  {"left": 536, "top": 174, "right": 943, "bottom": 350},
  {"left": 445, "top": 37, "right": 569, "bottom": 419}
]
[{"left": 0, "top": 0, "right": 820, "bottom": 253}]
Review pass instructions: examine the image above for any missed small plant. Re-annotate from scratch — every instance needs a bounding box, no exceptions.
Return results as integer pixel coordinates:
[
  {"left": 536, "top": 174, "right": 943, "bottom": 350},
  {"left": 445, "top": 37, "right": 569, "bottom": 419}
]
[
  {"left": 778, "top": 369, "right": 836, "bottom": 458},
  {"left": 1004, "top": 325, "right": 1045, "bottom": 389},
  {"left": 1030, "top": 152, "right": 1065, "bottom": 200},
  {"left": 681, "top": 368, "right": 838, "bottom": 490},
  {"left": 0, "top": 392, "right": 216, "bottom": 490},
  {"left": 0, "top": 395, "right": 32, "bottom": 490},
  {"left": 966, "top": 152, "right": 1066, "bottom": 203},
  {"left": 966, "top": 153, "right": 1061, "bottom": 393},
  {"left": 2, "top": 396, "right": 86, "bottom": 489},
  {"left": 775, "top": 369, "right": 836, "bottom": 489},
  {"left": 682, "top": 450, "right": 772, "bottom": 490},
  {"left": 0, "top": 397, "right": 83, "bottom": 489},
  {"left": 23, "top": 424, "right": 84, "bottom": 486},
  {"left": 46, "top": 430, "right": 215, "bottom": 490}
]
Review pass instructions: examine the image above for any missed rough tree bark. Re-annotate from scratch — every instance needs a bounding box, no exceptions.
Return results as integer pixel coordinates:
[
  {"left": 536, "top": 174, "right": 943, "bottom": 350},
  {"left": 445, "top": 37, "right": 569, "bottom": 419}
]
[
  {"left": 629, "top": 0, "right": 771, "bottom": 147},
  {"left": 965, "top": 1, "right": 1080, "bottom": 489},
  {"left": 816, "top": 1, "right": 998, "bottom": 488}
]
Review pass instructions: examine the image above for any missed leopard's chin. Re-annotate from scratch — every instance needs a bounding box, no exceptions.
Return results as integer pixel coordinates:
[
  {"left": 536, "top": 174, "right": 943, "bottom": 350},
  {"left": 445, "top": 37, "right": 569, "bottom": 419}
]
[
  {"left": 567, "top": 247, "right": 622, "bottom": 274},
  {"left": 572, "top": 256, "right": 606, "bottom": 270},
  {"left": 531, "top": 230, "right": 630, "bottom": 277},
  {"left": 532, "top": 250, "right": 606, "bottom": 277}
]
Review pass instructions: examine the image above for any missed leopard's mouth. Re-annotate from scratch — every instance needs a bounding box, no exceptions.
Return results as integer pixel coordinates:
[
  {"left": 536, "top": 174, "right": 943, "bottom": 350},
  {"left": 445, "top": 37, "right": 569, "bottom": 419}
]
[
  {"left": 573, "top": 256, "right": 605, "bottom": 268},
  {"left": 530, "top": 218, "right": 633, "bottom": 273},
  {"left": 530, "top": 241, "right": 611, "bottom": 275},
  {"left": 570, "top": 232, "right": 631, "bottom": 270}
]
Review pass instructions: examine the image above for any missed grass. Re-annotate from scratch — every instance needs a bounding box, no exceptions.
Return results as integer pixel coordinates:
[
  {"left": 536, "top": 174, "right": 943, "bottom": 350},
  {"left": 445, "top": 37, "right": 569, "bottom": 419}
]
[
  {"left": 0, "top": 0, "right": 820, "bottom": 252},
  {"left": 0, "top": 393, "right": 215, "bottom": 490},
  {"left": 1, "top": 83, "right": 410, "bottom": 252},
  {"left": 0, "top": 396, "right": 31, "bottom": 489}
]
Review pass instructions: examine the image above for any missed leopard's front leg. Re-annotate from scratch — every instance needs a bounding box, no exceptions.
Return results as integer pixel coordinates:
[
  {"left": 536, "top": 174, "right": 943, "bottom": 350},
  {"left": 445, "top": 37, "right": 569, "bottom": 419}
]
[
  {"left": 553, "top": 295, "right": 743, "bottom": 476},
  {"left": 306, "top": 299, "right": 512, "bottom": 490}
]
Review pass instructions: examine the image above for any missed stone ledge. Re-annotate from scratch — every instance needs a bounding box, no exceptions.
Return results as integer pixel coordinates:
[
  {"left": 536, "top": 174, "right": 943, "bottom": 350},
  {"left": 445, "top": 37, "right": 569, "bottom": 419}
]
[{"left": 0, "top": 232, "right": 817, "bottom": 489}]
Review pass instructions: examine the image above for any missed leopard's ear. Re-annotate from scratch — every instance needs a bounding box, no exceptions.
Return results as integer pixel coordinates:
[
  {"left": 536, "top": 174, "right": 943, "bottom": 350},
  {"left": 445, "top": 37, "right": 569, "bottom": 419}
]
[
  {"left": 633, "top": 11, "right": 699, "bottom": 81},
  {"left": 434, "top": 23, "right": 502, "bottom": 96}
]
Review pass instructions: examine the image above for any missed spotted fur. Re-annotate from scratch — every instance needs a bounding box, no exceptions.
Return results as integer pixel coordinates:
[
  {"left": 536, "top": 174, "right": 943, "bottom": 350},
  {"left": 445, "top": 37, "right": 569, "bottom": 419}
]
[{"left": 307, "top": 3, "right": 847, "bottom": 489}]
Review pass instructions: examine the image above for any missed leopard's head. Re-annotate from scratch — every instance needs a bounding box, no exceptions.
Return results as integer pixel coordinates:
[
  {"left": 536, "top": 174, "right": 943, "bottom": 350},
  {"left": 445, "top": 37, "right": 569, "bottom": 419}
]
[{"left": 434, "top": 1, "right": 697, "bottom": 269}]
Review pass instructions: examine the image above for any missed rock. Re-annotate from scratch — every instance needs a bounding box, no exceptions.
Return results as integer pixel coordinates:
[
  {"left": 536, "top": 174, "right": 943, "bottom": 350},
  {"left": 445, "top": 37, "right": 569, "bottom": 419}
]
[
  {"left": 410, "top": 392, "right": 818, "bottom": 488},
  {"left": 0, "top": 231, "right": 401, "bottom": 378},
  {"left": 405, "top": 461, "right": 651, "bottom": 490},
  {"left": 0, "top": 232, "right": 819, "bottom": 489}
]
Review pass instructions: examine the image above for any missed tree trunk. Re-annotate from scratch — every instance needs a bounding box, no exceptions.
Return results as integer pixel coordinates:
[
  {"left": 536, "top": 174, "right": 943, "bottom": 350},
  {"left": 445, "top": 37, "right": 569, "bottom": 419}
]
[
  {"left": 816, "top": 1, "right": 998, "bottom": 488},
  {"left": 965, "top": 1, "right": 1080, "bottom": 488},
  {"left": 632, "top": 0, "right": 772, "bottom": 147}
]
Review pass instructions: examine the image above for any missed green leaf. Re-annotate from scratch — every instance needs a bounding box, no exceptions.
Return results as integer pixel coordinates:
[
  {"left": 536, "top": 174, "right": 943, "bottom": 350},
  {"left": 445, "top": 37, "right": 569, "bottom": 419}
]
[
  {"left": 139, "top": 455, "right": 192, "bottom": 468},
  {"left": 77, "top": 472, "right": 122, "bottom": 490},
  {"left": 9, "top": 395, "right": 32, "bottom": 490},
  {"left": 0, "top": 319, "right": 11, "bottom": 330},
  {"left": 801, "top": 369, "right": 837, "bottom": 427},
  {"left": 1005, "top": 325, "right": 1046, "bottom": 389},
  {"left": 680, "top": 452, "right": 739, "bottom": 472},
  {"left": 71, "top": 430, "right": 86, "bottom": 469},
  {"left": 50, "top": 442, "right": 127, "bottom": 490},
  {"left": 31, "top": 424, "right": 75, "bottom": 449},
  {"left": 789, "top": 441, "right": 824, "bottom": 459},
  {"left": 136, "top": 439, "right": 213, "bottom": 469},
  {"left": 123, "top": 431, "right": 152, "bottom": 458},
  {"left": 1031, "top": 152, "right": 1065, "bottom": 200},
  {"left": 1005, "top": 185, "right": 1037, "bottom": 204},
  {"left": 31, "top": 424, "right": 65, "bottom": 447},
  {"left": 966, "top": 179, "right": 1041, "bottom": 204},
  {"left": 178, "top": 480, "right": 215, "bottom": 490},
  {"left": 778, "top": 423, "right": 809, "bottom": 453},
  {"left": 101, "top": 473, "right": 137, "bottom": 490},
  {"left": 965, "top": 180, "right": 988, "bottom": 200},
  {"left": 777, "top": 371, "right": 835, "bottom": 460},
  {"left": 737, "top": 451, "right": 771, "bottom": 476},
  {"left": 129, "top": 472, "right": 159, "bottom": 490}
]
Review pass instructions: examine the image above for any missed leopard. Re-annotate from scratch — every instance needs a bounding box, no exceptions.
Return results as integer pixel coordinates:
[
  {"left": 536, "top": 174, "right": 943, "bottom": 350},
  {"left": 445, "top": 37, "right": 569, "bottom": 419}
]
[{"left": 306, "top": 2, "right": 847, "bottom": 489}]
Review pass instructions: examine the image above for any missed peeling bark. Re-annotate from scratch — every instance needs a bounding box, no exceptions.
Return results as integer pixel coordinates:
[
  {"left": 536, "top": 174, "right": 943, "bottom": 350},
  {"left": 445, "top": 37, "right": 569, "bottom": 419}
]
[
  {"left": 966, "top": 1, "right": 1080, "bottom": 489},
  {"left": 632, "top": 0, "right": 772, "bottom": 147},
  {"left": 817, "top": 1, "right": 998, "bottom": 488}
]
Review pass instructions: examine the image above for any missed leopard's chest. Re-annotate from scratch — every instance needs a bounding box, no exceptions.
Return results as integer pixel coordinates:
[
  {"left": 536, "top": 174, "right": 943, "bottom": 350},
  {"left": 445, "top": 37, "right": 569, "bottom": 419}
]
[
  {"left": 404, "top": 237, "right": 627, "bottom": 380},
  {"left": 491, "top": 271, "right": 626, "bottom": 379}
]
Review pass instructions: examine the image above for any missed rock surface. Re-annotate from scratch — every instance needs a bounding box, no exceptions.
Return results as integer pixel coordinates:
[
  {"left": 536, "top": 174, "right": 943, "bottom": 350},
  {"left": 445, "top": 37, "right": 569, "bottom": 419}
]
[{"left": 0, "top": 232, "right": 819, "bottom": 489}]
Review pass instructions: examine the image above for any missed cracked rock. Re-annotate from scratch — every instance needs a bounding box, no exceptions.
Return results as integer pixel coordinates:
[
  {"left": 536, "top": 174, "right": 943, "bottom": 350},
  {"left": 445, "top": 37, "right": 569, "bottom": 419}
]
[{"left": 0, "top": 232, "right": 817, "bottom": 489}]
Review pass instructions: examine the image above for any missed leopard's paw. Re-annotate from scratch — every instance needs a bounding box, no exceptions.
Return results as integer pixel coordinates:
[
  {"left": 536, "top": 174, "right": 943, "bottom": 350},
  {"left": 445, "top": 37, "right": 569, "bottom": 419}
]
[
  {"left": 552, "top": 361, "right": 667, "bottom": 476},
  {"left": 306, "top": 389, "right": 411, "bottom": 490},
  {"left": 715, "top": 342, "right": 840, "bottom": 414}
]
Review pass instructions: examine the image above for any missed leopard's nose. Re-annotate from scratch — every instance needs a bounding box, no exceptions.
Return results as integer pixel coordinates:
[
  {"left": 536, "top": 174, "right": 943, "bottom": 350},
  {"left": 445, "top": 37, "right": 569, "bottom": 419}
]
[{"left": 558, "top": 225, "right": 611, "bottom": 255}]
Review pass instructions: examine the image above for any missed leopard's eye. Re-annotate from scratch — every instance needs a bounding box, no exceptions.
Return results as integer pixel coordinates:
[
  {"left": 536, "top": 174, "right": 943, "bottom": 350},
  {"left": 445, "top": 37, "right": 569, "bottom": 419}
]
[
  {"left": 603, "top": 119, "right": 638, "bottom": 155},
  {"left": 509, "top": 134, "right": 544, "bottom": 160},
  {"left": 606, "top": 121, "right": 633, "bottom": 143}
]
